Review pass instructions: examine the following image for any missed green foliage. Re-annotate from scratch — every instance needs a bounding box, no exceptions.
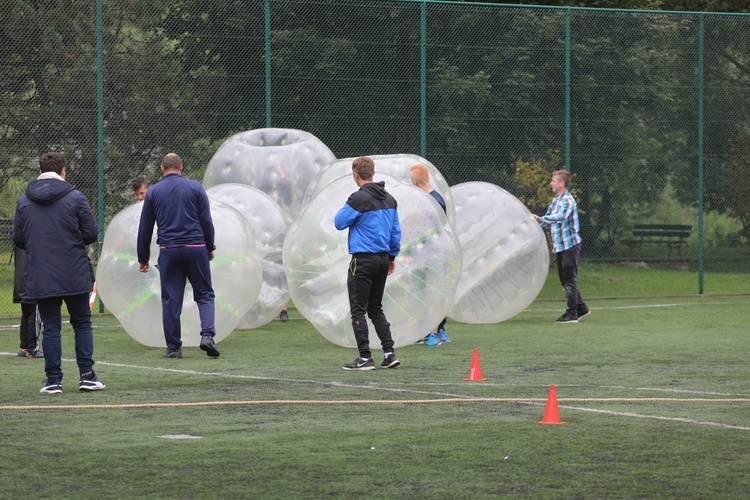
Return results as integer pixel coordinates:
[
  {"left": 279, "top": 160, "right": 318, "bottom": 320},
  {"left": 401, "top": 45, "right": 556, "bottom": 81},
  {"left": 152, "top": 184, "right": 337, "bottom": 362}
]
[
  {"left": 1, "top": 0, "right": 746, "bottom": 221},
  {"left": 0, "top": 176, "right": 30, "bottom": 219},
  {"left": 428, "top": 60, "right": 493, "bottom": 159},
  {"left": 703, "top": 210, "right": 749, "bottom": 248},
  {"left": 726, "top": 131, "right": 750, "bottom": 239},
  {"left": 512, "top": 155, "right": 562, "bottom": 215},
  {"left": 479, "top": 0, "right": 750, "bottom": 11}
]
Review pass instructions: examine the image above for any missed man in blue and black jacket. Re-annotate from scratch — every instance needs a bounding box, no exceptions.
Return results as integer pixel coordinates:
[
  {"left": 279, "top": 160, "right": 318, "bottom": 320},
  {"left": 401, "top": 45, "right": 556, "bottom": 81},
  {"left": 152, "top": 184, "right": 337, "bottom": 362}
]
[{"left": 335, "top": 156, "right": 402, "bottom": 371}]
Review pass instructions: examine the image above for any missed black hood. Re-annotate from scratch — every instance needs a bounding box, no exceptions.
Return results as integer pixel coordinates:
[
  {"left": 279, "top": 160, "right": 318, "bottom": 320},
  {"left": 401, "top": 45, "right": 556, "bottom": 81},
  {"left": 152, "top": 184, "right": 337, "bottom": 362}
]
[
  {"left": 360, "top": 181, "right": 387, "bottom": 200},
  {"left": 26, "top": 179, "right": 76, "bottom": 205}
]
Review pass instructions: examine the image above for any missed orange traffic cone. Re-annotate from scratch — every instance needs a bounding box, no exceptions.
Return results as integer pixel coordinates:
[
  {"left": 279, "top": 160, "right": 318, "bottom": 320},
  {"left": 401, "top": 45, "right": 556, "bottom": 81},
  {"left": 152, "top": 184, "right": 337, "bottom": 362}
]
[
  {"left": 537, "top": 384, "right": 565, "bottom": 424},
  {"left": 465, "top": 348, "right": 486, "bottom": 381}
]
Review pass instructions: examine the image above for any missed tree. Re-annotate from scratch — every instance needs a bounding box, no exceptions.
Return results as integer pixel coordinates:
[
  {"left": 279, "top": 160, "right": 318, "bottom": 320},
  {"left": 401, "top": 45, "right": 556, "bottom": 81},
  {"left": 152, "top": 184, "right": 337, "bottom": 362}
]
[
  {"left": 0, "top": 0, "right": 228, "bottom": 221},
  {"left": 0, "top": 0, "right": 101, "bottom": 204}
]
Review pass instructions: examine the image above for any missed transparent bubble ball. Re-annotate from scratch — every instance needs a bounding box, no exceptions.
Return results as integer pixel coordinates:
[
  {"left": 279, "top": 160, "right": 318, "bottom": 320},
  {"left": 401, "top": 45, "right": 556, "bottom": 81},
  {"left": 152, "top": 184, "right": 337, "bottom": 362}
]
[
  {"left": 448, "top": 181, "right": 549, "bottom": 324},
  {"left": 284, "top": 173, "right": 462, "bottom": 349},
  {"left": 305, "top": 153, "right": 456, "bottom": 229},
  {"left": 205, "top": 183, "right": 291, "bottom": 329},
  {"left": 202, "top": 128, "right": 336, "bottom": 220},
  {"left": 96, "top": 198, "right": 263, "bottom": 347}
]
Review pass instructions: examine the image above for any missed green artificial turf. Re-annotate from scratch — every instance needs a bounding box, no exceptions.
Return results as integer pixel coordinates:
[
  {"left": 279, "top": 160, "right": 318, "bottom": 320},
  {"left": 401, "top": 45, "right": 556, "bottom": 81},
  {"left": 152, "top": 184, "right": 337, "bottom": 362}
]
[{"left": 0, "top": 296, "right": 748, "bottom": 498}]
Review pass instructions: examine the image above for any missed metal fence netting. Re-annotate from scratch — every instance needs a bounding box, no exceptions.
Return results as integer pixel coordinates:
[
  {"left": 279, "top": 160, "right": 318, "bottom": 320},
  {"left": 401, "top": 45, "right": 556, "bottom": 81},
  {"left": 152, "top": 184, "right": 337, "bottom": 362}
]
[{"left": 1, "top": 0, "right": 749, "bottom": 316}]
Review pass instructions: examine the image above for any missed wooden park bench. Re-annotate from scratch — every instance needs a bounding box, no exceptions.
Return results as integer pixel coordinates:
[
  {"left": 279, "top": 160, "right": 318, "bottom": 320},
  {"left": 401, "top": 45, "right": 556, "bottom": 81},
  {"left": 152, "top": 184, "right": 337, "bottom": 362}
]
[{"left": 626, "top": 223, "right": 692, "bottom": 259}]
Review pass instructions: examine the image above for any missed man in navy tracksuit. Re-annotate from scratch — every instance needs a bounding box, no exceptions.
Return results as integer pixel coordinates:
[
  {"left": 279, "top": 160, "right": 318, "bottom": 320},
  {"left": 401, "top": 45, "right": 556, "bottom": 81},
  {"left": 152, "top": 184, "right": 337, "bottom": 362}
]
[
  {"left": 137, "top": 153, "right": 220, "bottom": 359},
  {"left": 13, "top": 152, "right": 104, "bottom": 394},
  {"left": 335, "top": 156, "right": 402, "bottom": 371}
]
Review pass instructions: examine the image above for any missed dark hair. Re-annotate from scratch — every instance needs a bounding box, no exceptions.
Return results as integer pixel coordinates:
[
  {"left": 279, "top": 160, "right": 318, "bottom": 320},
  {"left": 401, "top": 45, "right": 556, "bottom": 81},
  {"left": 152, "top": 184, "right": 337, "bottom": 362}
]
[
  {"left": 352, "top": 156, "right": 374, "bottom": 180},
  {"left": 552, "top": 169, "right": 571, "bottom": 187},
  {"left": 130, "top": 175, "right": 149, "bottom": 192},
  {"left": 39, "top": 152, "right": 65, "bottom": 174}
]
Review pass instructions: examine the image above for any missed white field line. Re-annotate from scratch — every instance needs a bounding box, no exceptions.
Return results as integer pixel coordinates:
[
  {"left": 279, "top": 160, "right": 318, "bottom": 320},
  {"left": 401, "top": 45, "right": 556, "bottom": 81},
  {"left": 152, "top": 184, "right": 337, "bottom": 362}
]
[
  {"left": 357, "top": 382, "right": 749, "bottom": 397},
  {"left": 558, "top": 404, "right": 750, "bottom": 431},
  {"left": 3, "top": 350, "right": 745, "bottom": 398},
  {"left": 2, "top": 352, "right": 748, "bottom": 431},
  {"left": 0, "top": 321, "right": 130, "bottom": 330},
  {"left": 0, "top": 300, "right": 740, "bottom": 330},
  {"left": 531, "top": 301, "right": 743, "bottom": 313},
  {"left": 83, "top": 359, "right": 486, "bottom": 399},
  {"left": 0, "top": 299, "right": 747, "bottom": 330},
  {"left": 0, "top": 320, "right": 75, "bottom": 330}
]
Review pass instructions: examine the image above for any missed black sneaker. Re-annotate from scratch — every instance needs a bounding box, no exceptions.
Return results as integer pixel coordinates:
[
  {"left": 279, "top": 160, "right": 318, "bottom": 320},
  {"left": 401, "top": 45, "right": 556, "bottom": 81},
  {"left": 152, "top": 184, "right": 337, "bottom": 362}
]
[
  {"left": 279, "top": 310, "right": 289, "bottom": 322},
  {"left": 79, "top": 371, "right": 106, "bottom": 391},
  {"left": 342, "top": 357, "right": 375, "bottom": 371},
  {"left": 381, "top": 353, "right": 400, "bottom": 369},
  {"left": 40, "top": 379, "right": 62, "bottom": 394},
  {"left": 578, "top": 309, "right": 591, "bottom": 320},
  {"left": 164, "top": 347, "right": 183, "bottom": 358},
  {"left": 199, "top": 335, "right": 220, "bottom": 358},
  {"left": 555, "top": 314, "right": 579, "bottom": 324}
]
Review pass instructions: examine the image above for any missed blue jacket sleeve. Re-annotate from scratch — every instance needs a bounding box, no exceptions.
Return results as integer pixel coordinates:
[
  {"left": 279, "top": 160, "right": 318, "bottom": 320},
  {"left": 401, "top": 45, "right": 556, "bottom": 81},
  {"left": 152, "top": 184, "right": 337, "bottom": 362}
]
[{"left": 334, "top": 203, "right": 359, "bottom": 230}]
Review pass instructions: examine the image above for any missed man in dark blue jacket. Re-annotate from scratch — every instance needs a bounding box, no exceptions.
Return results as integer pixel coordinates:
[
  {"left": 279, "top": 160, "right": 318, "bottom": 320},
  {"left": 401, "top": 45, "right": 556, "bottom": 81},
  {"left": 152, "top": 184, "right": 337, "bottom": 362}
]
[
  {"left": 13, "top": 152, "right": 104, "bottom": 394},
  {"left": 137, "top": 153, "right": 219, "bottom": 359},
  {"left": 335, "top": 156, "right": 402, "bottom": 370}
]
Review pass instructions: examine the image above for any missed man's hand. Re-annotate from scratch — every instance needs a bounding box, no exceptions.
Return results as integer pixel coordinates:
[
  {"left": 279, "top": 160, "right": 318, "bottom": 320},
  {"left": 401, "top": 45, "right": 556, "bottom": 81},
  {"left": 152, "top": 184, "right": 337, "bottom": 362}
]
[
  {"left": 532, "top": 214, "right": 542, "bottom": 222},
  {"left": 209, "top": 250, "right": 215, "bottom": 261},
  {"left": 387, "top": 261, "right": 396, "bottom": 276},
  {"left": 139, "top": 262, "right": 149, "bottom": 273}
]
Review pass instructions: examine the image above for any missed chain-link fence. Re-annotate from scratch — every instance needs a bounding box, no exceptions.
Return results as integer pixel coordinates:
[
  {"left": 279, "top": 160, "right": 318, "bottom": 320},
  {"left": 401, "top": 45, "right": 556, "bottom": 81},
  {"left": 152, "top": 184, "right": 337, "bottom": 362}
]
[{"left": 1, "top": 0, "right": 749, "bottom": 315}]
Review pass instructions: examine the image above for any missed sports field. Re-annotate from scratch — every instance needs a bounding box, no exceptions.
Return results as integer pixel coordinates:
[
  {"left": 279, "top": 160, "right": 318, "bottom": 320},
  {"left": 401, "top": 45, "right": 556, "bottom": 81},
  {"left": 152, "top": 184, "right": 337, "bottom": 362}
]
[{"left": 1, "top": 295, "right": 748, "bottom": 498}]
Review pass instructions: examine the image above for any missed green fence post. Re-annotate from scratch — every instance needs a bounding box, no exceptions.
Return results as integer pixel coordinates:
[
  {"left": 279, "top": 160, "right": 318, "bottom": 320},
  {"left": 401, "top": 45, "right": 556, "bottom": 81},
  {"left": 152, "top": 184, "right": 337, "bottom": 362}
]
[
  {"left": 96, "top": 0, "right": 105, "bottom": 313},
  {"left": 420, "top": 0, "right": 427, "bottom": 158},
  {"left": 565, "top": 7, "right": 571, "bottom": 172},
  {"left": 697, "top": 13, "right": 705, "bottom": 295},
  {"left": 265, "top": 0, "right": 272, "bottom": 128}
]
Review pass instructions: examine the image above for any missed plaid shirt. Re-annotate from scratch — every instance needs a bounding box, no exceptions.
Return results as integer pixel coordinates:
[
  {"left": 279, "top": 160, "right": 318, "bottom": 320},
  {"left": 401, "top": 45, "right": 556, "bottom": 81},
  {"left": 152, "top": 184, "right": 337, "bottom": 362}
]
[{"left": 540, "top": 190, "right": 581, "bottom": 253}]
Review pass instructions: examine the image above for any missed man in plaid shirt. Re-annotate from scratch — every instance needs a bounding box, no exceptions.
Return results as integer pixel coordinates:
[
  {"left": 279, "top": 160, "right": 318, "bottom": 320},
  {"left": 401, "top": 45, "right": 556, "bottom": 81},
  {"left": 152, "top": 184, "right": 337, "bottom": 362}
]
[{"left": 533, "top": 170, "right": 590, "bottom": 323}]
